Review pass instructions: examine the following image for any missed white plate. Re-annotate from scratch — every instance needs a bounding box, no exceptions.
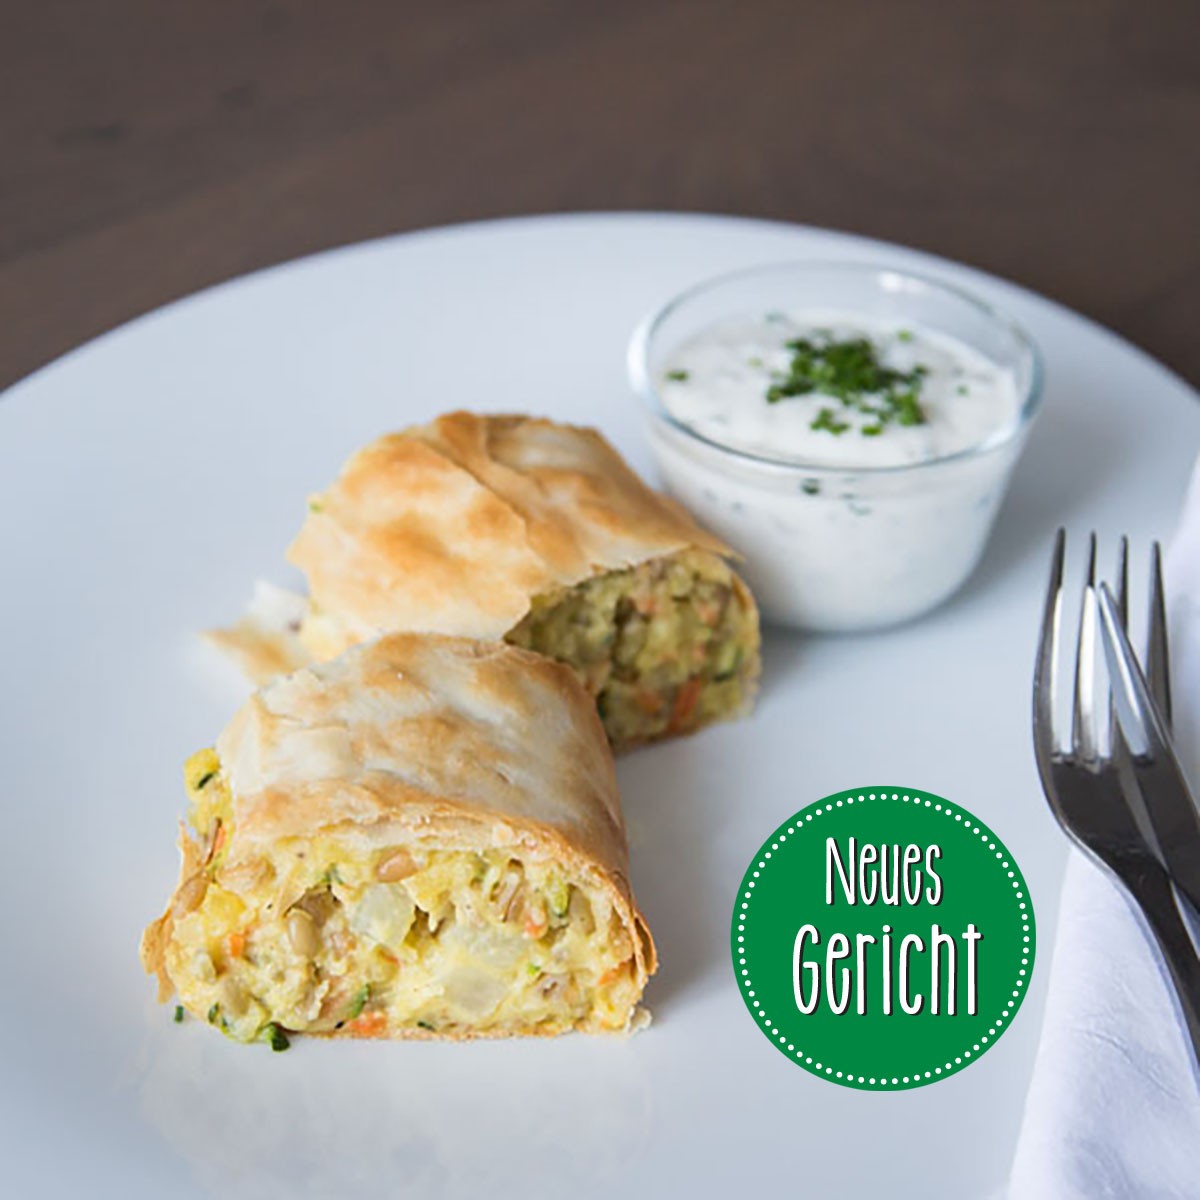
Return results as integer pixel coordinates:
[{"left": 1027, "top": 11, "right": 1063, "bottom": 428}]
[{"left": 1, "top": 214, "right": 1196, "bottom": 1199}]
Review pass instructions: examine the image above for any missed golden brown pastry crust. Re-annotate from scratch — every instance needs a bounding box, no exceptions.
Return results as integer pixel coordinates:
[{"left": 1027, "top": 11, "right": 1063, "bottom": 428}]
[
  {"left": 286, "top": 411, "right": 733, "bottom": 658},
  {"left": 141, "top": 634, "right": 656, "bottom": 1035}
]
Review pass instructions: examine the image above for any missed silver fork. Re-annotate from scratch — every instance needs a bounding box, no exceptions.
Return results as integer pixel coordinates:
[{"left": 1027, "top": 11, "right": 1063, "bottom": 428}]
[{"left": 1033, "top": 528, "right": 1200, "bottom": 1061}]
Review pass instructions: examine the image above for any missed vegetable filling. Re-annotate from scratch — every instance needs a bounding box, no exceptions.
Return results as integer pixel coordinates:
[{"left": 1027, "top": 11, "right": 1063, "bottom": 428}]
[
  {"left": 162, "top": 755, "right": 643, "bottom": 1043},
  {"left": 505, "top": 549, "right": 758, "bottom": 749}
]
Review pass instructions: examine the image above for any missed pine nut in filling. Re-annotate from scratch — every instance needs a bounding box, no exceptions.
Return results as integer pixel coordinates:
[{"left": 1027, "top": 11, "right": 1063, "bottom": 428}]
[
  {"left": 286, "top": 909, "right": 320, "bottom": 958},
  {"left": 376, "top": 848, "right": 417, "bottom": 883}
]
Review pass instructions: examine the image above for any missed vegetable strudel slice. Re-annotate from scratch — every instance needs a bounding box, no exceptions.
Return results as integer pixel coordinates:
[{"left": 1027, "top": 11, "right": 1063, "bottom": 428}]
[
  {"left": 140, "top": 634, "right": 656, "bottom": 1044},
  {"left": 272, "top": 411, "right": 761, "bottom": 750}
]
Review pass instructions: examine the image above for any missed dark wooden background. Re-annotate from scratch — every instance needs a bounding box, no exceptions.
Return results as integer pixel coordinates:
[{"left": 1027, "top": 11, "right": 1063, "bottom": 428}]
[{"left": 4, "top": 0, "right": 1198, "bottom": 391}]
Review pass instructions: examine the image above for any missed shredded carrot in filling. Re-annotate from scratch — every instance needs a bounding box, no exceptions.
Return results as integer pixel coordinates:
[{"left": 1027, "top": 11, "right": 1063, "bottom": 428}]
[
  {"left": 597, "top": 963, "right": 628, "bottom": 988},
  {"left": 669, "top": 677, "right": 703, "bottom": 732},
  {"left": 346, "top": 1011, "right": 388, "bottom": 1038}
]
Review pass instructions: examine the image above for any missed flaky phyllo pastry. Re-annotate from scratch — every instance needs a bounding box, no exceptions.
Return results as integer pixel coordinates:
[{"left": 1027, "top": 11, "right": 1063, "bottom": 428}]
[
  {"left": 213, "top": 411, "right": 761, "bottom": 751},
  {"left": 141, "top": 634, "right": 656, "bottom": 1044}
]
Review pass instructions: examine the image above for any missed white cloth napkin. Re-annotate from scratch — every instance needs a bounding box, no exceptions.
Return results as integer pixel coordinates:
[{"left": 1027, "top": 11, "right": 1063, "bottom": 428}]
[{"left": 1009, "top": 463, "right": 1200, "bottom": 1199}]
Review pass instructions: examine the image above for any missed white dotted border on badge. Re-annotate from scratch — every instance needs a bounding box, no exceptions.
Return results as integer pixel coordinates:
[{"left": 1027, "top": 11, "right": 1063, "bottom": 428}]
[{"left": 734, "top": 790, "right": 1034, "bottom": 1088}]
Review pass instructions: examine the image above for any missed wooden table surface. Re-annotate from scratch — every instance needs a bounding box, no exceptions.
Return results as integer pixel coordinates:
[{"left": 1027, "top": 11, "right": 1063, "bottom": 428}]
[{"left": 4, "top": 0, "right": 1197, "bottom": 391}]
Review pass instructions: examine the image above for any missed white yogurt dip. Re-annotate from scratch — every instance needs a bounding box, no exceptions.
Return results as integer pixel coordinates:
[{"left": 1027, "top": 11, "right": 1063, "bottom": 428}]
[
  {"left": 659, "top": 312, "right": 1020, "bottom": 468},
  {"left": 632, "top": 275, "right": 1040, "bottom": 632}
]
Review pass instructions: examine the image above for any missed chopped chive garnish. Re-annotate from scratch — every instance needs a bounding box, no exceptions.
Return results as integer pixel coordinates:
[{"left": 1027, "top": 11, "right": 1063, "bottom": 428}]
[
  {"left": 896, "top": 329, "right": 914, "bottom": 343},
  {"left": 665, "top": 369, "right": 689, "bottom": 382},
  {"left": 810, "top": 407, "right": 850, "bottom": 436},
  {"left": 765, "top": 333, "right": 929, "bottom": 436},
  {"left": 173, "top": 1005, "right": 185, "bottom": 1024},
  {"left": 347, "top": 984, "right": 369, "bottom": 1020},
  {"left": 193, "top": 771, "right": 217, "bottom": 790}
]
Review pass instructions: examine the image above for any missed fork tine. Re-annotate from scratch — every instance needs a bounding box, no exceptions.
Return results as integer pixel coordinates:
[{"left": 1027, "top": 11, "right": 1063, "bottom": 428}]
[
  {"left": 1108, "top": 536, "right": 1129, "bottom": 754},
  {"left": 1072, "top": 533, "right": 1099, "bottom": 761},
  {"left": 1033, "top": 529, "right": 1065, "bottom": 765},
  {"left": 1116, "top": 536, "right": 1129, "bottom": 622},
  {"left": 1148, "top": 542, "right": 1172, "bottom": 732},
  {"left": 1096, "top": 582, "right": 1157, "bottom": 759}
]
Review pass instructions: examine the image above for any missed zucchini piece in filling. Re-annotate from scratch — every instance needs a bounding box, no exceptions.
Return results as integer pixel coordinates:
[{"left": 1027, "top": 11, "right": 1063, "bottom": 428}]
[
  {"left": 140, "top": 634, "right": 656, "bottom": 1045},
  {"left": 506, "top": 548, "right": 760, "bottom": 751}
]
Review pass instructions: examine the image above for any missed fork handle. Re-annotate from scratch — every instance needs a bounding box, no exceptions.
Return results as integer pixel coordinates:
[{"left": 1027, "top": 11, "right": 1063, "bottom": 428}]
[{"left": 1125, "top": 863, "right": 1200, "bottom": 1068}]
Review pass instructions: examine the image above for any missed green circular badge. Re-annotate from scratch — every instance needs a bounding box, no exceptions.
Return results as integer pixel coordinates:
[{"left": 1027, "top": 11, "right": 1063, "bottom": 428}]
[{"left": 732, "top": 787, "right": 1035, "bottom": 1090}]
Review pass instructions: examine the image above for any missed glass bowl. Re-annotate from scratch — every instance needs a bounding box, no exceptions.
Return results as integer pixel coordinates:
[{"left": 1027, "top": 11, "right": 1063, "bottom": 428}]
[{"left": 628, "top": 261, "right": 1044, "bottom": 632}]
